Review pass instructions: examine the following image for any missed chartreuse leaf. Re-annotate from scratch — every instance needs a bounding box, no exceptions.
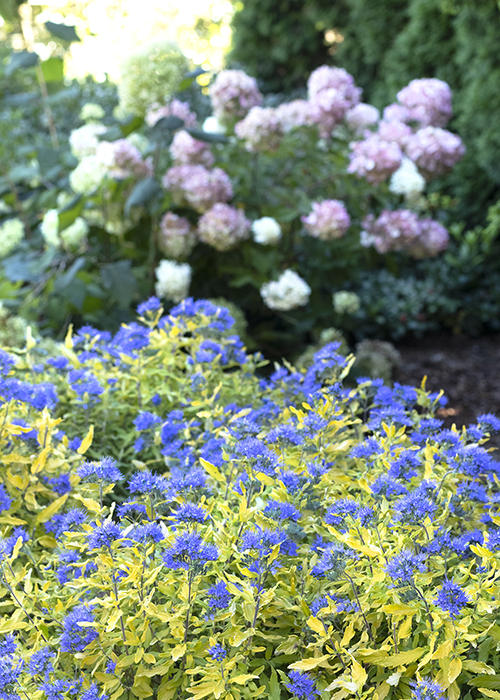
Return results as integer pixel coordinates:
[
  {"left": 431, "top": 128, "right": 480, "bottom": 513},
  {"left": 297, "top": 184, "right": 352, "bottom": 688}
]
[
  {"left": 34, "top": 494, "right": 68, "bottom": 525},
  {"left": 77, "top": 425, "right": 94, "bottom": 454},
  {"left": 289, "top": 655, "right": 331, "bottom": 671}
]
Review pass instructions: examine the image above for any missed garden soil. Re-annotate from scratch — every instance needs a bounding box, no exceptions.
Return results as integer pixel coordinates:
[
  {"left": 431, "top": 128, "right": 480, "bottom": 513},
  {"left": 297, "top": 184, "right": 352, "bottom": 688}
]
[
  {"left": 394, "top": 334, "right": 500, "bottom": 449},
  {"left": 394, "top": 334, "right": 500, "bottom": 448}
]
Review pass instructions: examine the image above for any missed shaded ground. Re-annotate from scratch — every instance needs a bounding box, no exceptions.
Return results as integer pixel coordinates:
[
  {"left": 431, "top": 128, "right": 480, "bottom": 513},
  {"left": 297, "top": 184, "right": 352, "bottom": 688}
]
[{"left": 394, "top": 333, "right": 500, "bottom": 449}]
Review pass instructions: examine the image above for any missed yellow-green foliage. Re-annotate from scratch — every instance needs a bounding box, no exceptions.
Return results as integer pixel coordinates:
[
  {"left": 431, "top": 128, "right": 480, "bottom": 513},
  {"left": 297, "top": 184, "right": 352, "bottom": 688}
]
[{"left": 0, "top": 301, "right": 499, "bottom": 700}]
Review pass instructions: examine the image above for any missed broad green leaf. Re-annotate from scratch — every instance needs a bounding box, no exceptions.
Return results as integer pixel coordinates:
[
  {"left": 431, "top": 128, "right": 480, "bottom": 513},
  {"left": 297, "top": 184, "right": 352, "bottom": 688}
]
[{"left": 45, "top": 21, "right": 80, "bottom": 42}]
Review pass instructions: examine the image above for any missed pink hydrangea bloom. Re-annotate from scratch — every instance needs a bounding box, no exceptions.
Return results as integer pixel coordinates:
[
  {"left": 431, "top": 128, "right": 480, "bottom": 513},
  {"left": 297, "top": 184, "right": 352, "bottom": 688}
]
[
  {"left": 210, "top": 70, "right": 262, "bottom": 124},
  {"left": 145, "top": 99, "right": 197, "bottom": 128},
  {"left": 197, "top": 203, "right": 251, "bottom": 251},
  {"left": 383, "top": 103, "right": 410, "bottom": 123},
  {"left": 362, "top": 209, "right": 421, "bottom": 254},
  {"left": 362, "top": 209, "right": 449, "bottom": 257},
  {"left": 235, "top": 106, "right": 283, "bottom": 152},
  {"left": 163, "top": 165, "right": 233, "bottom": 213},
  {"left": 307, "top": 65, "right": 362, "bottom": 105},
  {"left": 377, "top": 120, "right": 413, "bottom": 147},
  {"left": 275, "top": 100, "right": 315, "bottom": 133},
  {"left": 158, "top": 212, "right": 196, "bottom": 259},
  {"left": 310, "top": 89, "right": 351, "bottom": 136},
  {"left": 348, "top": 135, "right": 402, "bottom": 184},
  {"left": 345, "top": 103, "right": 380, "bottom": 135},
  {"left": 405, "top": 126, "right": 465, "bottom": 179},
  {"left": 96, "top": 139, "right": 152, "bottom": 179},
  {"left": 170, "top": 130, "right": 214, "bottom": 167},
  {"left": 407, "top": 218, "right": 449, "bottom": 258},
  {"left": 301, "top": 200, "right": 351, "bottom": 240},
  {"left": 307, "top": 66, "right": 362, "bottom": 137},
  {"left": 397, "top": 78, "right": 453, "bottom": 128}
]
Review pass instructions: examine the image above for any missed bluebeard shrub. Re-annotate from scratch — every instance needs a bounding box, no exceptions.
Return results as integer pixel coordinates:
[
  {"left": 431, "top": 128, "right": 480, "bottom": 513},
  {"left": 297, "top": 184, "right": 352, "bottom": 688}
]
[{"left": 0, "top": 300, "right": 499, "bottom": 700}]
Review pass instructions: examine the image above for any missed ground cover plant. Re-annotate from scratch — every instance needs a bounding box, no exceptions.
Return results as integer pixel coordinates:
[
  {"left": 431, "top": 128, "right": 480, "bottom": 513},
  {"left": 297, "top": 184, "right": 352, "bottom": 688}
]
[
  {"left": 3, "top": 36, "right": 492, "bottom": 357},
  {"left": 0, "top": 298, "right": 500, "bottom": 700}
]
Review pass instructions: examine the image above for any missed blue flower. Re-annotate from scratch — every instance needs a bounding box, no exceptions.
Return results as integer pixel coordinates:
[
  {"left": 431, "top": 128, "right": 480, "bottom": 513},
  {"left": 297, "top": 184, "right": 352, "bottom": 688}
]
[
  {"left": 128, "top": 469, "right": 169, "bottom": 496},
  {"left": 196, "top": 340, "right": 228, "bottom": 365},
  {"left": 263, "top": 500, "right": 301, "bottom": 522},
  {"left": 0, "top": 634, "right": 16, "bottom": 657},
  {"left": 434, "top": 580, "right": 470, "bottom": 618},
  {"left": 240, "top": 527, "right": 296, "bottom": 572},
  {"left": 127, "top": 523, "right": 164, "bottom": 545},
  {"left": 47, "top": 356, "right": 69, "bottom": 370},
  {"left": 350, "top": 438, "right": 383, "bottom": 460},
  {"left": 310, "top": 543, "right": 352, "bottom": 579},
  {"left": 162, "top": 532, "right": 218, "bottom": 572},
  {"left": 27, "top": 647, "right": 55, "bottom": 678},
  {"left": 45, "top": 508, "right": 86, "bottom": 539},
  {"left": 208, "top": 643, "right": 226, "bottom": 661},
  {"left": 43, "top": 473, "right": 71, "bottom": 496},
  {"left": 0, "top": 485, "right": 12, "bottom": 513},
  {"left": 78, "top": 457, "right": 123, "bottom": 484},
  {"left": 393, "top": 490, "right": 436, "bottom": 525},
  {"left": 0, "top": 350, "right": 17, "bottom": 375},
  {"left": 88, "top": 521, "right": 122, "bottom": 550},
  {"left": 371, "top": 475, "right": 408, "bottom": 499},
  {"left": 233, "top": 438, "right": 279, "bottom": 476},
  {"left": 117, "top": 502, "right": 148, "bottom": 521},
  {"left": 410, "top": 679, "right": 446, "bottom": 700},
  {"left": 105, "top": 660, "right": 116, "bottom": 674},
  {"left": 137, "top": 297, "right": 161, "bottom": 315},
  {"left": 385, "top": 549, "right": 426, "bottom": 583},
  {"left": 172, "top": 503, "right": 207, "bottom": 524},
  {"left": 286, "top": 670, "right": 319, "bottom": 700},
  {"left": 134, "top": 411, "right": 162, "bottom": 432},
  {"left": 207, "top": 581, "right": 232, "bottom": 612},
  {"left": 60, "top": 605, "right": 98, "bottom": 653},
  {"left": 68, "top": 369, "right": 103, "bottom": 399},
  {"left": 477, "top": 413, "right": 500, "bottom": 433},
  {"left": 68, "top": 436, "right": 82, "bottom": 451},
  {"left": 81, "top": 683, "right": 108, "bottom": 700},
  {"left": 39, "top": 678, "right": 82, "bottom": 700}
]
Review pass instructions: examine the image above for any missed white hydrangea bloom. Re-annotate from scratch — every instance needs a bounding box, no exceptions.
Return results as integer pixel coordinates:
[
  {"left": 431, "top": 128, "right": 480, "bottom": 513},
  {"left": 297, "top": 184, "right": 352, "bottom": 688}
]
[
  {"left": 260, "top": 269, "right": 311, "bottom": 311},
  {"left": 0, "top": 218, "right": 24, "bottom": 258},
  {"left": 79, "top": 103, "right": 105, "bottom": 122},
  {"left": 61, "top": 218, "right": 89, "bottom": 248},
  {"left": 202, "top": 116, "right": 226, "bottom": 134},
  {"left": 40, "top": 209, "right": 60, "bottom": 247},
  {"left": 251, "top": 217, "right": 282, "bottom": 245},
  {"left": 69, "top": 155, "right": 107, "bottom": 195},
  {"left": 69, "top": 123, "right": 107, "bottom": 160},
  {"left": 333, "top": 290, "right": 360, "bottom": 315},
  {"left": 389, "top": 157, "right": 426, "bottom": 196},
  {"left": 155, "top": 259, "right": 192, "bottom": 303}
]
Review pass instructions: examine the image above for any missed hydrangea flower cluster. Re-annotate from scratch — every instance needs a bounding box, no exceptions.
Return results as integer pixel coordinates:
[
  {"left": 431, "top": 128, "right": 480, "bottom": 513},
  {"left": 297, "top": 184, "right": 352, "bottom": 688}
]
[
  {"left": 163, "top": 165, "right": 233, "bottom": 213},
  {"left": 197, "top": 203, "right": 251, "bottom": 252},
  {"left": 405, "top": 126, "right": 466, "bottom": 179},
  {"left": 301, "top": 200, "right": 351, "bottom": 240},
  {"left": 235, "top": 106, "right": 284, "bottom": 152},
  {"left": 154, "top": 259, "right": 192, "bottom": 302},
  {"left": 362, "top": 209, "right": 449, "bottom": 257},
  {"left": 260, "top": 269, "right": 311, "bottom": 311},
  {"left": 348, "top": 134, "right": 402, "bottom": 183},
  {"left": 209, "top": 69, "right": 263, "bottom": 124},
  {"left": 145, "top": 98, "right": 197, "bottom": 129},
  {"left": 397, "top": 78, "right": 453, "bottom": 128},
  {"left": 170, "top": 130, "right": 215, "bottom": 168},
  {"left": 158, "top": 212, "right": 196, "bottom": 259}
]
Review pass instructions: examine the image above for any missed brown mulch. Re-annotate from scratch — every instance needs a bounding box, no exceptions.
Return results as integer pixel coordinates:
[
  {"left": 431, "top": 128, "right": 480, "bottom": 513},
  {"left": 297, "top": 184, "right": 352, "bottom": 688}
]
[{"left": 394, "top": 333, "right": 500, "bottom": 448}]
